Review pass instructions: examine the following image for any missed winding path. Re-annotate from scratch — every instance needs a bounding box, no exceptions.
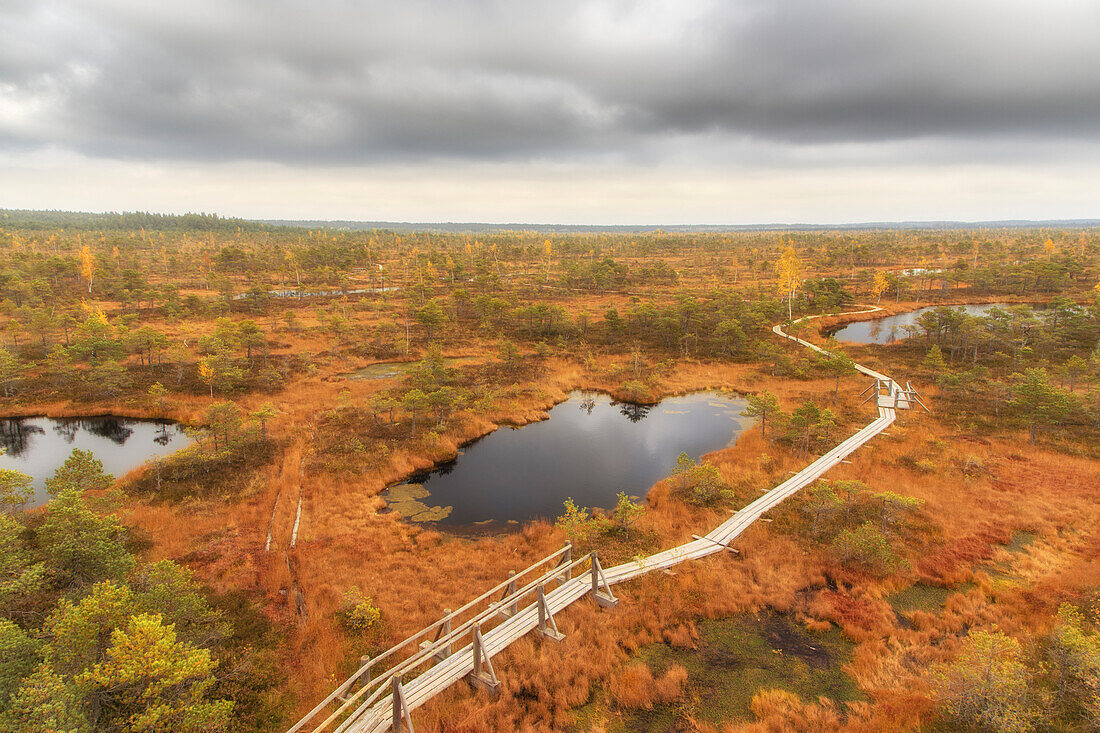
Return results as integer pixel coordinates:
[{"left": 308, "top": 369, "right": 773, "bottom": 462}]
[{"left": 292, "top": 305, "right": 914, "bottom": 733}]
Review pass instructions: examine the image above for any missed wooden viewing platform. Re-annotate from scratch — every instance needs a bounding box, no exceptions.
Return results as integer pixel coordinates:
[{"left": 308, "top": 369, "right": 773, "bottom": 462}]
[{"left": 289, "top": 306, "right": 922, "bottom": 733}]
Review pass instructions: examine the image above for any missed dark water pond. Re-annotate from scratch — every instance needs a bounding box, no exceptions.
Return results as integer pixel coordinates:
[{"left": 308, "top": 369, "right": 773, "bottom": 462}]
[
  {"left": 0, "top": 416, "right": 192, "bottom": 507},
  {"left": 829, "top": 303, "right": 1021, "bottom": 344},
  {"left": 383, "top": 391, "right": 750, "bottom": 529}
]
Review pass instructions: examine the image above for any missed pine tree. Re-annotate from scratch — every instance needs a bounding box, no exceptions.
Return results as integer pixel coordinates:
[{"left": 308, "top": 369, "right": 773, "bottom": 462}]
[
  {"left": 923, "top": 345, "right": 947, "bottom": 381},
  {"left": 741, "top": 390, "right": 782, "bottom": 439}
]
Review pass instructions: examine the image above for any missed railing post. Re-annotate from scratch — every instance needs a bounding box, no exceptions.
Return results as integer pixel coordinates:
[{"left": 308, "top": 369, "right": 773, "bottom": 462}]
[
  {"left": 589, "top": 552, "right": 618, "bottom": 608},
  {"left": 419, "top": 609, "right": 452, "bottom": 662},
  {"left": 392, "top": 675, "right": 414, "bottom": 732},
  {"left": 467, "top": 624, "right": 501, "bottom": 696},
  {"left": 501, "top": 572, "right": 518, "bottom": 618},
  {"left": 590, "top": 553, "right": 598, "bottom": 596},
  {"left": 354, "top": 655, "right": 371, "bottom": 688},
  {"left": 439, "top": 609, "right": 452, "bottom": 660},
  {"left": 556, "top": 542, "right": 572, "bottom": 584},
  {"left": 535, "top": 584, "right": 565, "bottom": 642}
]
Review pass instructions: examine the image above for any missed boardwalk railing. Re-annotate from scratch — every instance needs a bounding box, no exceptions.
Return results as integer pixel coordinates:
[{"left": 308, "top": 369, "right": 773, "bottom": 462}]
[
  {"left": 289, "top": 306, "right": 919, "bottom": 733},
  {"left": 290, "top": 545, "right": 618, "bottom": 733}
]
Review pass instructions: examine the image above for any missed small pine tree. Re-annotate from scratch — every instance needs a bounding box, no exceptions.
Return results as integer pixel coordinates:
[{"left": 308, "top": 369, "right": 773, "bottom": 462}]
[
  {"left": 923, "top": 345, "right": 947, "bottom": 381},
  {"left": 45, "top": 449, "right": 113, "bottom": 498},
  {"left": 741, "top": 391, "right": 782, "bottom": 439}
]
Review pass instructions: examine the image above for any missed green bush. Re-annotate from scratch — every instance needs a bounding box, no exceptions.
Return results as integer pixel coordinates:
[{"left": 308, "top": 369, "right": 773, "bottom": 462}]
[
  {"left": 339, "top": 588, "right": 381, "bottom": 633},
  {"left": 669, "top": 452, "right": 735, "bottom": 507},
  {"left": 832, "top": 521, "right": 906, "bottom": 576}
]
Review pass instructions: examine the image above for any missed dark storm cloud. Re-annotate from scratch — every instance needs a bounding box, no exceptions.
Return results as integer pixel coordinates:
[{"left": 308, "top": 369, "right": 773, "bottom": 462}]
[{"left": 1, "top": 0, "right": 1099, "bottom": 165}]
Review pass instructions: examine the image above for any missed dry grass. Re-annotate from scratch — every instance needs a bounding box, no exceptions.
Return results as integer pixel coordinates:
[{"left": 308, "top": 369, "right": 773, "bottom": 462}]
[
  {"left": 608, "top": 661, "right": 687, "bottom": 709},
  {"left": 10, "top": 272, "right": 1094, "bottom": 731},
  {"left": 113, "top": 341, "right": 1096, "bottom": 730}
]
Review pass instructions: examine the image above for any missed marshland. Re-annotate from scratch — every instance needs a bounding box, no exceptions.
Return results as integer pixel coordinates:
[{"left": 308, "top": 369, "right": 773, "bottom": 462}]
[{"left": 1, "top": 213, "right": 1098, "bottom": 732}]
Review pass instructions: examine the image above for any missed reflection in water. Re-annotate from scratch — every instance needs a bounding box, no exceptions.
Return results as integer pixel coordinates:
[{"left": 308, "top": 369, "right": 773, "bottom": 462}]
[
  {"left": 53, "top": 420, "right": 79, "bottom": 444},
  {"left": 82, "top": 418, "right": 134, "bottom": 445},
  {"left": 384, "top": 391, "right": 750, "bottom": 528},
  {"left": 868, "top": 320, "right": 883, "bottom": 342},
  {"left": 617, "top": 402, "right": 651, "bottom": 423},
  {"left": 0, "top": 416, "right": 193, "bottom": 507},
  {"left": 0, "top": 419, "right": 46, "bottom": 456},
  {"left": 830, "top": 303, "right": 1018, "bottom": 345}
]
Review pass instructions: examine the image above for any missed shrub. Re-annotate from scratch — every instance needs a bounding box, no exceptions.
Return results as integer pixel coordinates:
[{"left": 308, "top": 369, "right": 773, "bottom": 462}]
[
  {"left": 935, "top": 630, "right": 1038, "bottom": 733},
  {"left": 609, "top": 663, "right": 656, "bottom": 709},
  {"left": 618, "top": 380, "right": 651, "bottom": 404},
  {"left": 669, "top": 452, "right": 734, "bottom": 507},
  {"left": 339, "top": 588, "right": 381, "bottom": 633},
  {"left": 962, "top": 454, "right": 986, "bottom": 476},
  {"left": 555, "top": 498, "right": 597, "bottom": 545},
  {"left": 609, "top": 492, "right": 645, "bottom": 533},
  {"left": 915, "top": 459, "right": 937, "bottom": 474},
  {"left": 1042, "top": 603, "right": 1100, "bottom": 725},
  {"left": 899, "top": 453, "right": 937, "bottom": 474},
  {"left": 832, "top": 521, "right": 905, "bottom": 576}
]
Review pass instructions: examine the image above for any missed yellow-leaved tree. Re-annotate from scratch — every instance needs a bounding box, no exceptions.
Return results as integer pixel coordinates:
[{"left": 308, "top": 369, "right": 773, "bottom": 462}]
[
  {"left": 775, "top": 245, "right": 803, "bottom": 322},
  {"left": 79, "top": 244, "right": 95, "bottom": 293},
  {"left": 872, "top": 271, "right": 890, "bottom": 305},
  {"left": 198, "top": 358, "right": 216, "bottom": 398},
  {"left": 543, "top": 239, "right": 553, "bottom": 282}
]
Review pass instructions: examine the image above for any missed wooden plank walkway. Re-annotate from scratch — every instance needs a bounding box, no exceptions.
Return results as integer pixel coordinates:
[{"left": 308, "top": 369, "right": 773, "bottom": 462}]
[{"left": 292, "top": 306, "right": 912, "bottom": 733}]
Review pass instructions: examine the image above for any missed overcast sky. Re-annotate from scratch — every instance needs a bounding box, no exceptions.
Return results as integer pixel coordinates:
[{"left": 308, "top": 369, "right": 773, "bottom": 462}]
[{"left": 2, "top": 0, "right": 1099, "bottom": 224}]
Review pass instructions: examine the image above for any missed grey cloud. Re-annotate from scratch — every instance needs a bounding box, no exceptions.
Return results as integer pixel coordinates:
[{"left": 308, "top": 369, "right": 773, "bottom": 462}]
[{"left": 1, "top": 0, "right": 1099, "bottom": 165}]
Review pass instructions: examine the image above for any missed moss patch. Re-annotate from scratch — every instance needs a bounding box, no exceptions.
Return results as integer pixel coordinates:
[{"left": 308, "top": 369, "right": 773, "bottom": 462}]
[
  {"left": 888, "top": 582, "right": 973, "bottom": 614},
  {"left": 597, "top": 612, "right": 862, "bottom": 731},
  {"left": 344, "top": 356, "right": 477, "bottom": 381},
  {"left": 382, "top": 483, "right": 453, "bottom": 521},
  {"left": 1004, "top": 530, "right": 1037, "bottom": 554}
]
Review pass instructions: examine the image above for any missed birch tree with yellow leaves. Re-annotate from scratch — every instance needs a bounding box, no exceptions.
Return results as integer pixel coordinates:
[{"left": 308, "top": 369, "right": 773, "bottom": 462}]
[
  {"left": 872, "top": 271, "right": 890, "bottom": 305},
  {"left": 79, "top": 244, "right": 95, "bottom": 293},
  {"left": 543, "top": 239, "right": 553, "bottom": 283},
  {"left": 775, "top": 245, "right": 803, "bottom": 322}
]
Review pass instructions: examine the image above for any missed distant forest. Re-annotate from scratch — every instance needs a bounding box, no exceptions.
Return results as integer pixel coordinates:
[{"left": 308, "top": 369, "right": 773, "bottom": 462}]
[
  {"left": 0, "top": 209, "right": 263, "bottom": 232},
  {"left": 4, "top": 208, "right": 1100, "bottom": 235}
]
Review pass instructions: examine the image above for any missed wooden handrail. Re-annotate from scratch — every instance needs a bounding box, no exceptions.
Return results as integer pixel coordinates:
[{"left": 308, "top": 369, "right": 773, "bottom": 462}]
[
  {"left": 322, "top": 552, "right": 598, "bottom": 733},
  {"left": 287, "top": 544, "right": 576, "bottom": 733}
]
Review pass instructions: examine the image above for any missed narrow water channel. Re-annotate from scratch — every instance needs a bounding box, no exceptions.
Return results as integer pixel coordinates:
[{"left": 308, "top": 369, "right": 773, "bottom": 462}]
[{"left": 829, "top": 303, "right": 1022, "bottom": 344}]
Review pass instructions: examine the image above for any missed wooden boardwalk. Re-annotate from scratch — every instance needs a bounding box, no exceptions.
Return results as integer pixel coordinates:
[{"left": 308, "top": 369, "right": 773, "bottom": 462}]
[{"left": 290, "top": 307, "right": 916, "bottom": 733}]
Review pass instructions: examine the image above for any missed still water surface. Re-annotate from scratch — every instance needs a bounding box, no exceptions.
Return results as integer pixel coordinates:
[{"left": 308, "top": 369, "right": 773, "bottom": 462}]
[
  {"left": 829, "top": 303, "right": 1019, "bottom": 344},
  {"left": 384, "top": 391, "right": 750, "bottom": 529},
  {"left": 0, "top": 416, "right": 192, "bottom": 506}
]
